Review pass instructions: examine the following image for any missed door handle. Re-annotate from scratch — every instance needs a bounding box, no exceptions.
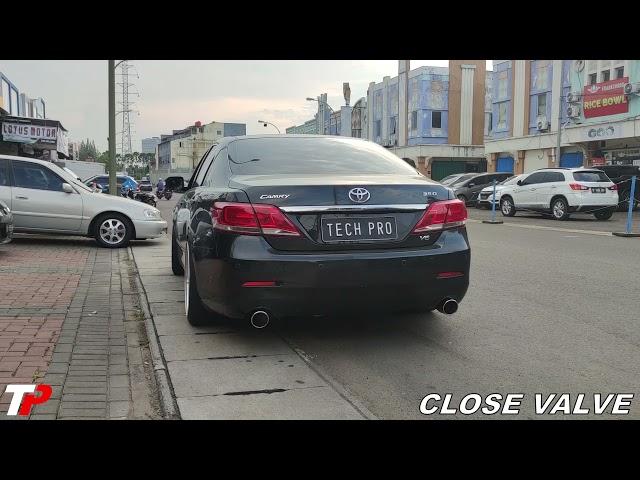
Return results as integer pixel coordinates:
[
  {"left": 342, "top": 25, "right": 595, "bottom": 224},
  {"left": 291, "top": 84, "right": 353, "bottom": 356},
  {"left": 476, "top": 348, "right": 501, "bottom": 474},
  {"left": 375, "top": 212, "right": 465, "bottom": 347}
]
[{"left": 15, "top": 196, "right": 28, "bottom": 200}]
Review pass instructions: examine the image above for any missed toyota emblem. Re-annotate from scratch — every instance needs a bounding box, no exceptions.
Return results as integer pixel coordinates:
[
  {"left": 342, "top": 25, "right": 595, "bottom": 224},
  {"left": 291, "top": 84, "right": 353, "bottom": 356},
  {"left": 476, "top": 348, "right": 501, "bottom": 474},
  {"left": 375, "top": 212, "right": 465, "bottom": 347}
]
[{"left": 348, "top": 187, "right": 370, "bottom": 203}]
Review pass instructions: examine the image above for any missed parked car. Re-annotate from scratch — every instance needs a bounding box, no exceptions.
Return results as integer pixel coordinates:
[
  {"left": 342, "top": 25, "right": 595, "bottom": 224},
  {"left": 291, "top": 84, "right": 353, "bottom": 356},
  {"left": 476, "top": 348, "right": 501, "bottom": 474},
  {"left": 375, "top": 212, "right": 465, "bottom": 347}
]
[
  {"left": 590, "top": 164, "right": 640, "bottom": 211},
  {"left": 84, "top": 174, "right": 138, "bottom": 195},
  {"left": 172, "top": 135, "right": 470, "bottom": 327},
  {"left": 0, "top": 155, "right": 166, "bottom": 248},
  {"left": 498, "top": 168, "right": 618, "bottom": 221},
  {"left": 476, "top": 174, "right": 524, "bottom": 209},
  {"left": 451, "top": 172, "right": 513, "bottom": 206},
  {"left": 439, "top": 173, "right": 474, "bottom": 186},
  {"left": 0, "top": 199, "right": 13, "bottom": 245},
  {"left": 165, "top": 176, "right": 188, "bottom": 193},
  {"left": 139, "top": 179, "right": 153, "bottom": 192}
]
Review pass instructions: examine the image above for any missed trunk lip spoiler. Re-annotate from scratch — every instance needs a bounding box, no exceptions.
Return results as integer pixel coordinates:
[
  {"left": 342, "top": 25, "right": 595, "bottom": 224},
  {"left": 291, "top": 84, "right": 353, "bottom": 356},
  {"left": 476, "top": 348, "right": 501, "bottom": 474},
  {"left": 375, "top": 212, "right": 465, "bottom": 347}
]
[{"left": 279, "top": 204, "right": 430, "bottom": 213}]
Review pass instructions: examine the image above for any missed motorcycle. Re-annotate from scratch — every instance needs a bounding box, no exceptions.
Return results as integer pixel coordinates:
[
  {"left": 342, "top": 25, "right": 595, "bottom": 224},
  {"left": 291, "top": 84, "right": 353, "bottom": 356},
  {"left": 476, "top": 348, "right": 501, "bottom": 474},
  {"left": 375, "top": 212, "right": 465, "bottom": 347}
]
[
  {"left": 155, "top": 187, "right": 173, "bottom": 200},
  {"left": 123, "top": 187, "right": 157, "bottom": 207}
]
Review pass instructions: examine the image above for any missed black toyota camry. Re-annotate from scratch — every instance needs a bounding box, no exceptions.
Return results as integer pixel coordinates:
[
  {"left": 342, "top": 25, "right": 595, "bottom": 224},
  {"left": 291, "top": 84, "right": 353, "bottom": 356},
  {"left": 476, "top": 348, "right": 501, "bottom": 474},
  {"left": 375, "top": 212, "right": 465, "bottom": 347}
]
[{"left": 171, "top": 135, "right": 470, "bottom": 328}]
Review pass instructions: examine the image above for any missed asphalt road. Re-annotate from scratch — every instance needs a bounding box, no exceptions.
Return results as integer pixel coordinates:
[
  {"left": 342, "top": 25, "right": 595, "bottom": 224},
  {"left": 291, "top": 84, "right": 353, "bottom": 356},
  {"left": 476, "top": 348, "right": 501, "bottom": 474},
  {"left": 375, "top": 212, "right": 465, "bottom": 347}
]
[{"left": 153, "top": 196, "right": 640, "bottom": 419}]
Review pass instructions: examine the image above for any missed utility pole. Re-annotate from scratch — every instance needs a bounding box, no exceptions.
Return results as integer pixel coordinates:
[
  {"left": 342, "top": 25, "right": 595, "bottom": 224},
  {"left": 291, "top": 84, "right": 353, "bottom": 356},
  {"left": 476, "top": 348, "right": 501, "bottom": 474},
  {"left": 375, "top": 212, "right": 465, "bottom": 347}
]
[
  {"left": 108, "top": 60, "right": 117, "bottom": 196},
  {"left": 556, "top": 62, "right": 563, "bottom": 167}
]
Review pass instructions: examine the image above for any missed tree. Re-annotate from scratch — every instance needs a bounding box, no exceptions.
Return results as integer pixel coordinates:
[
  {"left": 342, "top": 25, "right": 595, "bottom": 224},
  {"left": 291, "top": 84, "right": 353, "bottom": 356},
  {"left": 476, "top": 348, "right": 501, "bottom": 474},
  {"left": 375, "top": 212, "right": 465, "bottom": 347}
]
[{"left": 79, "top": 139, "right": 99, "bottom": 161}]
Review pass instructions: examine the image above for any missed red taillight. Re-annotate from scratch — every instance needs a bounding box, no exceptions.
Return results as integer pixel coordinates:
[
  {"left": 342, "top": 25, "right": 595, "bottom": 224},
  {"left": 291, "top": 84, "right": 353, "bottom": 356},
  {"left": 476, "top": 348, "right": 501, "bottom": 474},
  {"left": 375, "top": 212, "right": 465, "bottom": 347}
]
[
  {"left": 609, "top": 184, "right": 618, "bottom": 191},
  {"left": 253, "top": 204, "right": 301, "bottom": 236},
  {"left": 569, "top": 183, "right": 589, "bottom": 191},
  {"left": 211, "top": 202, "right": 300, "bottom": 236},
  {"left": 436, "top": 271, "right": 465, "bottom": 279},
  {"left": 242, "top": 281, "right": 277, "bottom": 287},
  {"left": 412, "top": 199, "right": 468, "bottom": 233}
]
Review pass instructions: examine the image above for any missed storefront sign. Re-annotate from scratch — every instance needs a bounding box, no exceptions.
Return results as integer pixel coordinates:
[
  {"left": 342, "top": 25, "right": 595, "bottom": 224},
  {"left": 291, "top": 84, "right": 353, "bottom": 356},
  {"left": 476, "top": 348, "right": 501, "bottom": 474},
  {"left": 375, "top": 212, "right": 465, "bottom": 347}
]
[
  {"left": 1, "top": 122, "right": 57, "bottom": 144},
  {"left": 591, "top": 157, "right": 605, "bottom": 166},
  {"left": 584, "top": 124, "right": 619, "bottom": 141},
  {"left": 583, "top": 77, "right": 629, "bottom": 118}
]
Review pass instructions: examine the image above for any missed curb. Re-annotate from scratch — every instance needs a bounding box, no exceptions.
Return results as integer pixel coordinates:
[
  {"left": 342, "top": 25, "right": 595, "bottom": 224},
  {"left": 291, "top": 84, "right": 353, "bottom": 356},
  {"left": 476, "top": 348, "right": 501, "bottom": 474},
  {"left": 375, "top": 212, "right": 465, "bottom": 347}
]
[
  {"left": 280, "top": 337, "right": 378, "bottom": 420},
  {"left": 128, "top": 246, "right": 181, "bottom": 420}
]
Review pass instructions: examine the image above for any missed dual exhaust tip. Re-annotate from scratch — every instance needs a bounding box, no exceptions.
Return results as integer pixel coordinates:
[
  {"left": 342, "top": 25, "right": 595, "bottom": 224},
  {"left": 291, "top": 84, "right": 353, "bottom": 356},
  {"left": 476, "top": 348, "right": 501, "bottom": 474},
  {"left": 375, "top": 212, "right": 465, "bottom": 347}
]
[
  {"left": 250, "top": 310, "right": 271, "bottom": 329},
  {"left": 249, "top": 299, "right": 458, "bottom": 328},
  {"left": 437, "top": 298, "right": 458, "bottom": 315}
]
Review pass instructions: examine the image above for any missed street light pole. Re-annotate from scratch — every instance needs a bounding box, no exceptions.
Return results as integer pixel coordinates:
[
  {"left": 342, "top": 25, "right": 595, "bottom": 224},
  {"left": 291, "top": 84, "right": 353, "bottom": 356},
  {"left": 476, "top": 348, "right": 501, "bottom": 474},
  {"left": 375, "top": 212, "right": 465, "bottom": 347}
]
[
  {"left": 306, "top": 97, "right": 335, "bottom": 135},
  {"left": 108, "top": 60, "right": 117, "bottom": 196},
  {"left": 258, "top": 120, "right": 281, "bottom": 134}
]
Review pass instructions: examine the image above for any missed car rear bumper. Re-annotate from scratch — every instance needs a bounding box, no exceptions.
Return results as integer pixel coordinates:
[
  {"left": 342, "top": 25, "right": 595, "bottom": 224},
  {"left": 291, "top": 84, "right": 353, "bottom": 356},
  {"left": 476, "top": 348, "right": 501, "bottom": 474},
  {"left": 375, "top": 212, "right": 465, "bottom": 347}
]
[
  {"left": 566, "top": 192, "right": 618, "bottom": 211},
  {"left": 192, "top": 228, "right": 471, "bottom": 319},
  {"left": 133, "top": 219, "right": 168, "bottom": 239}
]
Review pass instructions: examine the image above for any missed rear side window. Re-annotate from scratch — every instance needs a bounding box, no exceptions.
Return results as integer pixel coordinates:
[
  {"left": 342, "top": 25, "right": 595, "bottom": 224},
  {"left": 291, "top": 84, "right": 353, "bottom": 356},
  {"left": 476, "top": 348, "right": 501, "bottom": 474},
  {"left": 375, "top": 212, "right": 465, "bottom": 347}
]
[
  {"left": 545, "top": 172, "right": 565, "bottom": 182},
  {"left": 573, "top": 171, "right": 610, "bottom": 182},
  {"left": 228, "top": 137, "right": 418, "bottom": 176}
]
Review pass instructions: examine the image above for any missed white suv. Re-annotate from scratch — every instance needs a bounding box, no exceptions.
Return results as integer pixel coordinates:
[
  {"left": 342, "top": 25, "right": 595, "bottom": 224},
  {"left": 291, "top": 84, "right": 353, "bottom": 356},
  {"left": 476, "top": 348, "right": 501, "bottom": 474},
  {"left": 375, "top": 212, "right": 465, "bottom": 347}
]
[{"left": 498, "top": 168, "right": 619, "bottom": 221}]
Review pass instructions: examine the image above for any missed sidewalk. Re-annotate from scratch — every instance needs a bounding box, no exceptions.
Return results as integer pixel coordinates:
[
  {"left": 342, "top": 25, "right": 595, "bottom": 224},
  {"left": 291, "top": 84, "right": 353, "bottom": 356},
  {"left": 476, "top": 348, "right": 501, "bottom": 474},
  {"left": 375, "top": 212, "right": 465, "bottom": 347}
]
[
  {"left": 131, "top": 234, "right": 368, "bottom": 420},
  {"left": 0, "top": 235, "right": 161, "bottom": 419}
]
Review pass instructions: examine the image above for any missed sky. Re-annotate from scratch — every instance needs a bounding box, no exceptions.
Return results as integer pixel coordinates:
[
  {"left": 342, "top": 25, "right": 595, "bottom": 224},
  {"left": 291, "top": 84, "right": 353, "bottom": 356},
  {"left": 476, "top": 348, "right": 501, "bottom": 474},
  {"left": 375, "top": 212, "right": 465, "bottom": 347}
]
[{"left": 0, "top": 60, "right": 493, "bottom": 152}]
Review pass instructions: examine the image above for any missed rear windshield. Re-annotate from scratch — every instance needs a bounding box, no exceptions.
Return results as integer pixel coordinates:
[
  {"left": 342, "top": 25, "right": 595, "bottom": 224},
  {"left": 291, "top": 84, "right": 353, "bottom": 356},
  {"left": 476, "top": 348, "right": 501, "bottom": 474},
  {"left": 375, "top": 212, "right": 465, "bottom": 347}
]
[
  {"left": 573, "top": 171, "right": 610, "bottom": 182},
  {"left": 228, "top": 137, "right": 419, "bottom": 176},
  {"left": 447, "top": 174, "right": 476, "bottom": 186}
]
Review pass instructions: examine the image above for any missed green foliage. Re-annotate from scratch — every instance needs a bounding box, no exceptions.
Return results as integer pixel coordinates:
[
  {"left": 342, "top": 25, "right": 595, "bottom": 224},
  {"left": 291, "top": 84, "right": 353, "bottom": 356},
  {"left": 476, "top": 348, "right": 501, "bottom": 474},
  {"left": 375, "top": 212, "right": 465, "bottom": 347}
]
[{"left": 79, "top": 139, "right": 99, "bottom": 161}]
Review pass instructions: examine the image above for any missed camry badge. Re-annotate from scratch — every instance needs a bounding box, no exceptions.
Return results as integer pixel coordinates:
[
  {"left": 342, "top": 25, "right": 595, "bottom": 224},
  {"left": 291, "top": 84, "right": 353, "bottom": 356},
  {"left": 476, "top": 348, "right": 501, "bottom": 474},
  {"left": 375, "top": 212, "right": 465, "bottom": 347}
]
[{"left": 348, "top": 187, "right": 370, "bottom": 203}]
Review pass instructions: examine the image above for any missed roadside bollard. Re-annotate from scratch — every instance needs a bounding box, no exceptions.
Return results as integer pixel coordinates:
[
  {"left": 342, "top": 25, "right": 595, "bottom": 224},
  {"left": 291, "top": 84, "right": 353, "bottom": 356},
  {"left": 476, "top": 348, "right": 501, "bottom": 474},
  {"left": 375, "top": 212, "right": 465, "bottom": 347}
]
[
  {"left": 482, "top": 179, "right": 504, "bottom": 225},
  {"left": 613, "top": 175, "right": 639, "bottom": 237}
]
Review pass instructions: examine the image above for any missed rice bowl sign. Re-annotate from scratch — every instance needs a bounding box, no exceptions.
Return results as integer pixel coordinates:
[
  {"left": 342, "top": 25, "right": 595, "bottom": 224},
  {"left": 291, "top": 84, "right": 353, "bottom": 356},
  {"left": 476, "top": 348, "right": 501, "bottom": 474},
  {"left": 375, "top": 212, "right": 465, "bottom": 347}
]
[{"left": 582, "top": 77, "right": 629, "bottom": 118}]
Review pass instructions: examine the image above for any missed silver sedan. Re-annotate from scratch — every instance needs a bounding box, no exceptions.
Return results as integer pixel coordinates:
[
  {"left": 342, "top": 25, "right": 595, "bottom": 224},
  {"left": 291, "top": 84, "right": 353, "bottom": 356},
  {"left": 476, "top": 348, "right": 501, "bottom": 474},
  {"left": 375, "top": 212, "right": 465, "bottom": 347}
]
[{"left": 0, "top": 155, "right": 167, "bottom": 248}]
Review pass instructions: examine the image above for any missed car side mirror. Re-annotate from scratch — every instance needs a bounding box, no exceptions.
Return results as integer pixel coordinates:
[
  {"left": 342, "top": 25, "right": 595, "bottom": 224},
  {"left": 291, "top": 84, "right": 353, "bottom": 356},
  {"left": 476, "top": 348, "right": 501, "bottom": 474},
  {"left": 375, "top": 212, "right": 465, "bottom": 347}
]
[
  {"left": 517, "top": 180, "right": 524, "bottom": 186},
  {"left": 62, "top": 183, "right": 74, "bottom": 193}
]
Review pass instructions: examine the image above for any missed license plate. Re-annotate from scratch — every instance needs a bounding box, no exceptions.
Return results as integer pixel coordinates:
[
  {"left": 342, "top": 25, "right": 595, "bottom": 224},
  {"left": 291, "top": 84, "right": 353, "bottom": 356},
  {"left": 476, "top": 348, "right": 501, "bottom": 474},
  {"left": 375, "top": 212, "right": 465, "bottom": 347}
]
[
  {"left": 591, "top": 187, "right": 605, "bottom": 193},
  {"left": 321, "top": 216, "right": 397, "bottom": 242}
]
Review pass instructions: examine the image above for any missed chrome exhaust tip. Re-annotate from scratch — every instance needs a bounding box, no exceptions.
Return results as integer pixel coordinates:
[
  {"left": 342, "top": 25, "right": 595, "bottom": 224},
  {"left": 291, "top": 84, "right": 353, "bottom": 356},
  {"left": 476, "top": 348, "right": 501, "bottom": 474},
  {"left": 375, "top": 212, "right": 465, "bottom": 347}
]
[
  {"left": 250, "top": 310, "right": 270, "bottom": 329},
  {"left": 437, "top": 298, "right": 458, "bottom": 315}
]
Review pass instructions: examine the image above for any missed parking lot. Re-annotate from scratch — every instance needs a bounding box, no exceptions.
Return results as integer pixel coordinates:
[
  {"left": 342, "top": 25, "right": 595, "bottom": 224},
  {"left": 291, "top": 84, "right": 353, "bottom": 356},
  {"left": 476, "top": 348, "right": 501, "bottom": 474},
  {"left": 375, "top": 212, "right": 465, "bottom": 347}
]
[{"left": 133, "top": 196, "right": 640, "bottom": 419}]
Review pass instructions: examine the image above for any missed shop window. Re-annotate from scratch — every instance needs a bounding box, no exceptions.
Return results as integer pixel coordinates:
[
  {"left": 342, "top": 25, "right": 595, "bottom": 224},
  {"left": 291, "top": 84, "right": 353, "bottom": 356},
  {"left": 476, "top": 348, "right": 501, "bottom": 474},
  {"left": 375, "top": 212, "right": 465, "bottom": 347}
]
[
  {"left": 410, "top": 111, "right": 418, "bottom": 132},
  {"left": 601, "top": 70, "right": 610, "bottom": 82},
  {"left": 615, "top": 67, "right": 624, "bottom": 79},
  {"left": 498, "top": 71, "right": 508, "bottom": 99},
  {"left": 389, "top": 116, "right": 397, "bottom": 135},
  {"left": 588, "top": 73, "right": 597, "bottom": 85},
  {"left": 537, "top": 94, "right": 547, "bottom": 117},
  {"left": 497, "top": 102, "right": 508, "bottom": 129},
  {"left": 432, "top": 111, "right": 442, "bottom": 129}
]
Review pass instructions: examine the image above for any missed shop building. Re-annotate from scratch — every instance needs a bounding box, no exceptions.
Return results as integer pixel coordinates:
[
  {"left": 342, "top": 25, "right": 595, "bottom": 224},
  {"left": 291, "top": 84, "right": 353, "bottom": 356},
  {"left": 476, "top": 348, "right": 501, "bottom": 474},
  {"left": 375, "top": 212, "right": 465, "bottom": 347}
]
[
  {"left": 484, "top": 60, "right": 640, "bottom": 175},
  {"left": 366, "top": 61, "right": 489, "bottom": 180}
]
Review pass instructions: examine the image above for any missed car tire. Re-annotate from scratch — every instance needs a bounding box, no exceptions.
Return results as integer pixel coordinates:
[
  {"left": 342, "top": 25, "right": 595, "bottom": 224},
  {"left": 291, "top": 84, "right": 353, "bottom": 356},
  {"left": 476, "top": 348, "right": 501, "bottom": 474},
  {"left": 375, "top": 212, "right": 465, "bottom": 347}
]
[
  {"left": 500, "top": 196, "right": 516, "bottom": 217},
  {"left": 594, "top": 208, "right": 614, "bottom": 221},
  {"left": 93, "top": 213, "right": 133, "bottom": 248},
  {"left": 171, "top": 230, "right": 184, "bottom": 276},
  {"left": 184, "top": 243, "right": 211, "bottom": 326},
  {"left": 551, "top": 197, "right": 570, "bottom": 221}
]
